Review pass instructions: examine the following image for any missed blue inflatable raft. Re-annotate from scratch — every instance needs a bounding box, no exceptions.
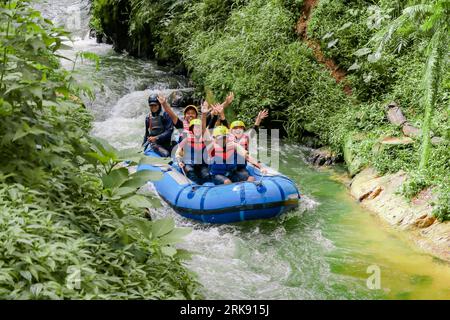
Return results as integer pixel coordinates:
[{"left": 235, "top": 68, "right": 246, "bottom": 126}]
[{"left": 137, "top": 149, "right": 300, "bottom": 223}]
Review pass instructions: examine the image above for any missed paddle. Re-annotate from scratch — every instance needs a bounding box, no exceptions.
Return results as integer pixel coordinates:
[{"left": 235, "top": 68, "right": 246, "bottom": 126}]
[
  {"left": 142, "top": 141, "right": 150, "bottom": 153},
  {"left": 256, "top": 164, "right": 266, "bottom": 187},
  {"left": 180, "top": 164, "right": 197, "bottom": 192}
]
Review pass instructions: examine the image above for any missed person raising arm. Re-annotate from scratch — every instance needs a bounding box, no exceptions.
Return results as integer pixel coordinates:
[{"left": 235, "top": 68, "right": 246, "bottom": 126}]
[{"left": 157, "top": 93, "right": 199, "bottom": 131}]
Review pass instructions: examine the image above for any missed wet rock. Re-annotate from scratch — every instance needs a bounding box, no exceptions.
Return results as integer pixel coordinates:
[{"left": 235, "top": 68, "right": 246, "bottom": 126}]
[
  {"left": 386, "top": 102, "right": 407, "bottom": 126},
  {"left": 431, "top": 136, "right": 445, "bottom": 145},
  {"left": 358, "top": 185, "right": 383, "bottom": 202},
  {"left": 402, "top": 123, "right": 421, "bottom": 138},
  {"left": 369, "top": 186, "right": 383, "bottom": 199},
  {"left": 308, "top": 147, "right": 337, "bottom": 166},
  {"left": 386, "top": 102, "right": 443, "bottom": 145},
  {"left": 168, "top": 90, "right": 195, "bottom": 109},
  {"left": 414, "top": 215, "right": 436, "bottom": 228}
]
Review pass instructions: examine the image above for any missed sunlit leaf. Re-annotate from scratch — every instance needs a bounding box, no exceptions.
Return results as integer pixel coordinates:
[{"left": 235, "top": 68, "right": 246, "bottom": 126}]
[
  {"left": 159, "top": 227, "right": 191, "bottom": 245},
  {"left": 121, "top": 194, "right": 154, "bottom": 208},
  {"left": 121, "top": 170, "right": 163, "bottom": 188},
  {"left": 102, "top": 168, "right": 129, "bottom": 190},
  {"left": 161, "top": 246, "right": 177, "bottom": 257},
  {"left": 151, "top": 218, "right": 175, "bottom": 238}
]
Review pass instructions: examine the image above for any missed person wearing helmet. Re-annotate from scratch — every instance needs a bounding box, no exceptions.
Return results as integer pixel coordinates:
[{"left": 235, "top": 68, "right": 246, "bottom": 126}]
[
  {"left": 205, "top": 125, "right": 264, "bottom": 185},
  {"left": 175, "top": 118, "right": 209, "bottom": 184},
  {"left": 230, "top": 109, "right": 269, "bottom": 148},
  {"left": 230, "top": 120, "right": 249, "bottom": 150},
  {"left": 229, "top": 120, "right": 253, "bottom": 182},
  {"left": 157, "top": 94, "right": 199, "bottom": 131},
  {"left": 142, "top": 93, "right": 174, "bottom": 157}
]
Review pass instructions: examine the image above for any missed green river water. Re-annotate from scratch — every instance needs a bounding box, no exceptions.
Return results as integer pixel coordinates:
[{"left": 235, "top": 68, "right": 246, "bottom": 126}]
[{"left": 36, "top": 0, "right": 450, "bottom": 300}]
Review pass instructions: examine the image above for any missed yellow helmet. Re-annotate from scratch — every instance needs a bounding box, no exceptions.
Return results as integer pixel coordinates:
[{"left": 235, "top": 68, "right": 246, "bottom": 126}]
[
  {"left": 189, "top": 119, "right": 202, "bottom": 127},
  {"left": 230, "top": 120, "right": 245, "bottom": 129},
  {"left": 183, "top": 105, "right": 198, "bottom": 116},
  {"left": 213, "top": 125, "right": 229, "bottom": 137}
]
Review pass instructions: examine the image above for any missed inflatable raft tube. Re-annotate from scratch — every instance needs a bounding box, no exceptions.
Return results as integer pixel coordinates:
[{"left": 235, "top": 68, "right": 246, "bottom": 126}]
[{"left": 137, "top": 149, "right": 300, "bottom": 223}]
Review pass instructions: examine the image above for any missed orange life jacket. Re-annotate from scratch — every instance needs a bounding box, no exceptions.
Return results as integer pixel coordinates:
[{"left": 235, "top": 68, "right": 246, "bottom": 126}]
[{"left": 209, "top": 139, "right": 238, "bottom": 175}]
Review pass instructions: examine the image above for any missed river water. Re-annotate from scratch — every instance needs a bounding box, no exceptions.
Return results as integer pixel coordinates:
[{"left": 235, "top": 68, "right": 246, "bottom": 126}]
[{"left": 34, "top": 0, "right": 450, "bottom": 300}]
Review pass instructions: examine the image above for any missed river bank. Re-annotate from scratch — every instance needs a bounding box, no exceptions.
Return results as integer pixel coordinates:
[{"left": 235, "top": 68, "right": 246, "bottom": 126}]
[{"left": 349, "top": 168, "right": 450, "bottom": 263}]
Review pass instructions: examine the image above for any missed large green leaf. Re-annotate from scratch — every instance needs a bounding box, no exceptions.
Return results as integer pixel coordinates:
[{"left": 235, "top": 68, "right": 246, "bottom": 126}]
[
  {"left": 101, "top": 167, "right": 129, "bottom": 190},
  {"left": 127, "top": 216, "right": 152, "bottom": 238},
  {"left": 90, "top": 137, "right": 117, "bottom": 160},
  {"left": 159, "top": 227, "right": 192, "bottom": 245},
  {"left": 121, "top": 170, "right": 163, "bottom": 188},
  {"left": 121, "top": 195, "right": 155, "bottom": 208},
  {"left": 161, "top": 246, "right": 177, "bottom": 257},
  {"left": 151, "top": 218, "right": 175, "bottom": 238},
  {"left": 117, "top": 148, "right": 143, "bottom": 164},
  {"left": 85, "top": 152, "right": 110, "bottom": 164},
  {"left": 114, "top": 186, "right": 136, "bottom": 197},
  {"left": 12, "top": 127, "right": 29, "bottom": 142}
]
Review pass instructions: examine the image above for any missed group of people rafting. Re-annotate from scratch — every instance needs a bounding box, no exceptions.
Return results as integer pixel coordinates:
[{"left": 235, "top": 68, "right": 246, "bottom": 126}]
[{"left": 143, "top": 92, "right": 269, "bottom": 185}]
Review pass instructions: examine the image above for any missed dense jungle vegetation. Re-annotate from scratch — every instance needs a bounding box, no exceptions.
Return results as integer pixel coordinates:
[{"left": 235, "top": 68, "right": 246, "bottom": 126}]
[
  {"left": 0, "top": 0, "right": 201, "bottom": 299},
  {"left": 91, "top": 0, "right": 449, "bottom": 221}
]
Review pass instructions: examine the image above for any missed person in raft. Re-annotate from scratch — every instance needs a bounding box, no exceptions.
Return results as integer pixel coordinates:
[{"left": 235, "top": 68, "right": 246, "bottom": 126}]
[
  {"left": 175, "top": 119, "right": 210, "bottom": 184},
  {"left": 142, "top": 94, "right": 174, "bottom": 157},
  {"left": 157, "top": 92, "right": 234, "bottom": 137},
  {"left": 229, "top": 109, "right": 269, "bottom": 151},
  {"left": 204, "top": 125, "right": 266, "bottom": 185},
  {"left": 228, "top": 109, "right": 269, "bottom": 175}
]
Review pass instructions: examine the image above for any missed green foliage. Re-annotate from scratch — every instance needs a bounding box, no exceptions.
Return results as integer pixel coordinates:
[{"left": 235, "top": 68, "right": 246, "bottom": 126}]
[
  {"left": 176, "top": 0, "right": 353, "bottom": 151},
  {"left": 362, "top": 0, "right": 449, "bottom": 171},
  {"left": 0, "top": 0, "right": 201, "bottom": 298}
]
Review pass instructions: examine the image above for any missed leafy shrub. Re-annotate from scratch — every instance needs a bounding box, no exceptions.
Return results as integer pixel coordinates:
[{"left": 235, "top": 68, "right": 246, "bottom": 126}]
[{"left": 0, "top": 0, "right": 201, "bottom": 299}]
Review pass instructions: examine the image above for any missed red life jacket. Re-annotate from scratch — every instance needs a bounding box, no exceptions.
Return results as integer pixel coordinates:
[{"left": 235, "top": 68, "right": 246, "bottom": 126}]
[
  {"left": 182, "top": 132, "right": 205, "bottom": 165},
  {"left": 187, "top": 133, "right": 205, "bottom": 150},
  {"left": 209, "top": 139, "right": 238, "bottom": 175}
]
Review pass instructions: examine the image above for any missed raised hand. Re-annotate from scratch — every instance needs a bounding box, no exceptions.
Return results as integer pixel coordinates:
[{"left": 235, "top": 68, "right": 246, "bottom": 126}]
[
  {"left": 223, "top": 92, "right": 234, "bottom": 107},
  {"left": 255, "top": 109, "right": 269, "bottom": 126},
  {"left": 259, "top": 109, "right": 269, "bottom": 120},
  {"left": 157, "top": 93, "right": 167, "bottom": 106},
  {"left": 213, "top": 103, "right": 224, "bottom": 115}
]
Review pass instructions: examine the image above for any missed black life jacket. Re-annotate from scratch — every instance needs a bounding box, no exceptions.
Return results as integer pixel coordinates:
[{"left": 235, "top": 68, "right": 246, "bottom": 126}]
[{"left": 147, "top": 111, "right": 165, "bottom": 137}]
